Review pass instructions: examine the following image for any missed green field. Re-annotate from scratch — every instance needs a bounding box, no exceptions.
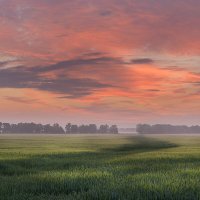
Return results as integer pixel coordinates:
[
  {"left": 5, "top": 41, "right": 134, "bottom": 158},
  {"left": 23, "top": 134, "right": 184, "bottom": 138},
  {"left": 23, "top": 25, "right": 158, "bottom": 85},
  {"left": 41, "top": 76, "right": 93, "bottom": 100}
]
[{"left": 1, "top": 134, "right": 200, "bottom": 200}]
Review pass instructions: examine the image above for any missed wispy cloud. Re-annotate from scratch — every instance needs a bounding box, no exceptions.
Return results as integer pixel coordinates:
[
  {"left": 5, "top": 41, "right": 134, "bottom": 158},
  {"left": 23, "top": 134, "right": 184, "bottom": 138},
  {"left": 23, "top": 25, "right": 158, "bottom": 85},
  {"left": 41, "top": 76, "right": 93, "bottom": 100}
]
[{"left": 0, "top": 0, "right": 200, "bottom": 125}]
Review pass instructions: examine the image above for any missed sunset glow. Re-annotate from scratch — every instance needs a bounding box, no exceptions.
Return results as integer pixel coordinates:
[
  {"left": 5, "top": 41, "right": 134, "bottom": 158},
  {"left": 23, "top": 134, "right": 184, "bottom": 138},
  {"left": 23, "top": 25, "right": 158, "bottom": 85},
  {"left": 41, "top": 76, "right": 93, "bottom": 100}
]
[{"left": 0, "top": 0, "right": 200, "bottom": 126}]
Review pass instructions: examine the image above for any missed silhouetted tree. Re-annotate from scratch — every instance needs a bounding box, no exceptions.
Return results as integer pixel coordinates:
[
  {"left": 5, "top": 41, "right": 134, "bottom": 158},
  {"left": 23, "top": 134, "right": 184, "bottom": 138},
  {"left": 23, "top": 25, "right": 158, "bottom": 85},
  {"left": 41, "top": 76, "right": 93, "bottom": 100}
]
[
  {"left": 99, "top": 124, "right": 109, "bottom": 133},
  {"left": 65, "top": 123, "right": 72, "bottom": 134},
  {"left": 71, "top": 125, "right": 78, "bottom": 133},
  {"left": 136, "top": 124, "right": 200, "bottom": 134},
  {"left": 0, "top": 122, "right": 2, "bottom": 133},
  {"left": 136, "top": 124, "right": 151, "bottom": 134},
  {"left": 0, "top": 122, "right": 119, "bottom": 134},
  {"left": 109, "top": 125, "right": 118, "bottom": 134},
  {"left": 88, "top": 124, "right": 97, "bottom": 133},
  {"left": 78, "top": 125, "right": 88, "bottom": 133},
  {"left": 2, "top": 123, "right": 11, "bottom": 133},
  {"left": 52, "top": 123, "right": 65, "bottom": 134}
]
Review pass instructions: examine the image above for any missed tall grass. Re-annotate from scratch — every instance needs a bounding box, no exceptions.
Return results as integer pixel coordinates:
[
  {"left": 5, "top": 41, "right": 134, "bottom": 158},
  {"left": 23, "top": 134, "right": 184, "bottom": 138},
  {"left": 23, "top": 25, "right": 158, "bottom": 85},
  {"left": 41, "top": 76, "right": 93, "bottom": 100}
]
[{"left": 1, "top": 134, "right": 200, "bottom": 199}]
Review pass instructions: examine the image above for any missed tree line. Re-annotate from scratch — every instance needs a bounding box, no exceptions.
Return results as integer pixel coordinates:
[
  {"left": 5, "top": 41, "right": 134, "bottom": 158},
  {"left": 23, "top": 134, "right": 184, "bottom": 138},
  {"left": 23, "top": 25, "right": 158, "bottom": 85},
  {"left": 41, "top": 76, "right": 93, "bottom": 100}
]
[
  {"left": 136, "top": 124, "right": 200, "bottom": 134},
  {"left": 0, "top": 122, "right": 118, "bottom": 134},
  {"left": 65, "top": 123, "right": 118, "bottom": 134}
]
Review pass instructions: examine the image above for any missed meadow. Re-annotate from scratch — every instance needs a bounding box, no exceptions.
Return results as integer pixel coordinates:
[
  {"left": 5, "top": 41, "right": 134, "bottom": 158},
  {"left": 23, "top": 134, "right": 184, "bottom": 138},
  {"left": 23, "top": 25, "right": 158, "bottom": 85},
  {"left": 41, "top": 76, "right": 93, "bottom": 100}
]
[{"left": 1, "top": 134, "right": 200, "bottom": 200}]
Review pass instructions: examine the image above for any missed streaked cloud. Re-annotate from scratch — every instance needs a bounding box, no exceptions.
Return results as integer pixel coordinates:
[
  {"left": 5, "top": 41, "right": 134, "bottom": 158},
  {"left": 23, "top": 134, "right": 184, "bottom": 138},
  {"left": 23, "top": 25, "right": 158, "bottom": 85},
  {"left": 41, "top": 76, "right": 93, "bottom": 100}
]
[
  {"left": 130, "top": 58, "right": 154, "bottom": 64},
  {"left": 0, "top": 0, "right": 200, "bottom": 126}
]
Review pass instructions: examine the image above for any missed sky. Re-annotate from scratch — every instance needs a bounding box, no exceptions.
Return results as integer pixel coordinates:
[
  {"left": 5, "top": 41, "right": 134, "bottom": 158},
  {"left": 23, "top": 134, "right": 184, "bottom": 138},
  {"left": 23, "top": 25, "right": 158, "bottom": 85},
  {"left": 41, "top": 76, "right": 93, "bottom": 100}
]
[{"left": 0, "top": 0, "right": 200, "bottom": 127}]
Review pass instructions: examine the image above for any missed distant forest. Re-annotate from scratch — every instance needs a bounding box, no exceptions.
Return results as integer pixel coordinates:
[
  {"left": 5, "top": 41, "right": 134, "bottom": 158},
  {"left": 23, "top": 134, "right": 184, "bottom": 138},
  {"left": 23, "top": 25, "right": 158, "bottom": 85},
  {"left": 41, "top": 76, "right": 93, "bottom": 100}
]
[
  {"left": 0, "top": 122, "right": 118, "bottom": 134},
  {"left": 136, "top": 124, "right": 200, "bottom": 134}
]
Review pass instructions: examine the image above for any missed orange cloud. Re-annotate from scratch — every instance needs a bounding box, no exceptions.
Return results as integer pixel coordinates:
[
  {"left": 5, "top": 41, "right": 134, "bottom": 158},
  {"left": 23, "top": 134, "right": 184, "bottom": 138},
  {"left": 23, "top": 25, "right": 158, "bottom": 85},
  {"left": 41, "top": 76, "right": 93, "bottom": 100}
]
[{"left": 0, "top": 0, "right": 200, "bottom": 126}]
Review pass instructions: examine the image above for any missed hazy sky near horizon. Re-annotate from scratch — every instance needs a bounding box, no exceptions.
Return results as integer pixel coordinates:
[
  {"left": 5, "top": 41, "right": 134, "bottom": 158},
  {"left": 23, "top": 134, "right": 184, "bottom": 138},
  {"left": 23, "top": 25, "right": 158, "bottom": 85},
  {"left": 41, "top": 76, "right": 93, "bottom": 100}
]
[{"left": 0, "top": 0, "right": 200, "bottom": 127}]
